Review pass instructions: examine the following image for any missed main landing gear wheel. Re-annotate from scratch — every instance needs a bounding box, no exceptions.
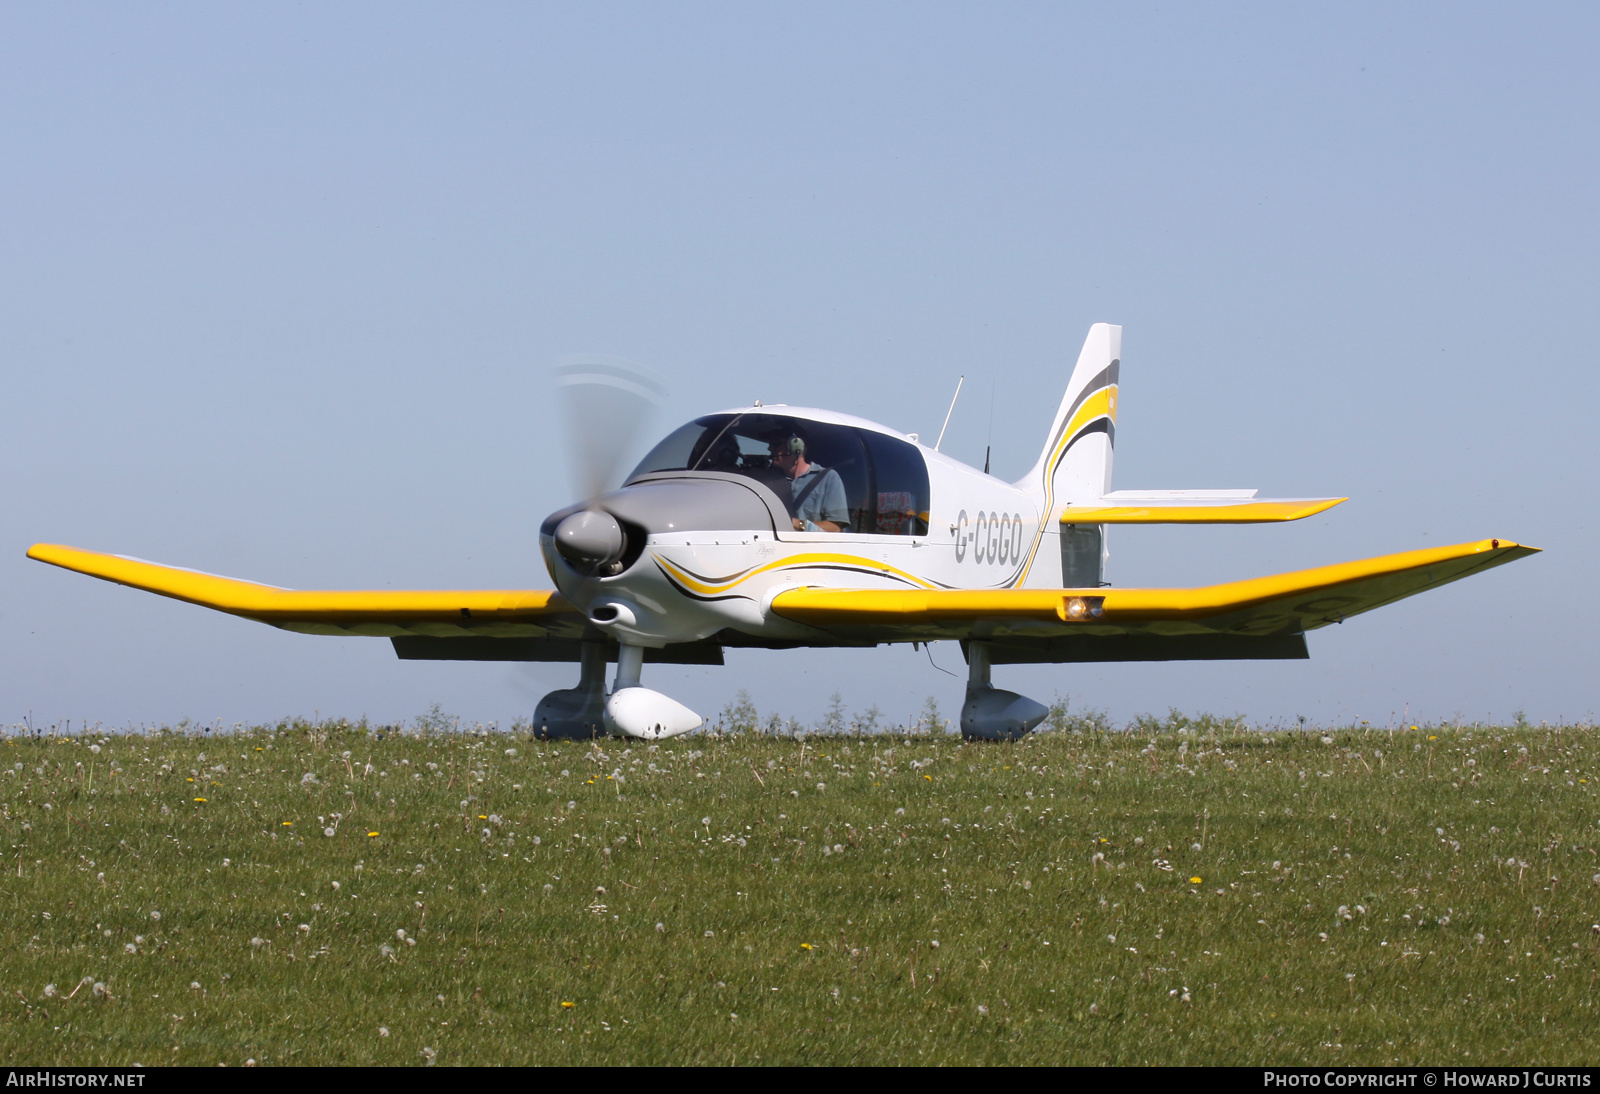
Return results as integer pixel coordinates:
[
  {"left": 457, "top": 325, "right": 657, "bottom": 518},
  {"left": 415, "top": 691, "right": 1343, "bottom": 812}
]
[{"left": 960, "top": 640, "right": 1048, "bottom": 742}]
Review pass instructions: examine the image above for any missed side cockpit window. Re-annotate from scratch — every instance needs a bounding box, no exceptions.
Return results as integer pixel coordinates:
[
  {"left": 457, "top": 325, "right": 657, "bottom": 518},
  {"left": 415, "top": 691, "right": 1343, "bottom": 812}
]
[
  {"left": 858, "top": 429, "right": 930, "bottom": 536},
  {"left": 628, "top": 414, "right": 929, "bottom": 536}
]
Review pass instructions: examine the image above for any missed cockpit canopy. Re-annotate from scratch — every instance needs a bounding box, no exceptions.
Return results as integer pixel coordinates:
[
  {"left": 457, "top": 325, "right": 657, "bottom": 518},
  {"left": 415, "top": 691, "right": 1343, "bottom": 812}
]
[{"left": 627, "top": 413, "right": 930, "bottom": 536}]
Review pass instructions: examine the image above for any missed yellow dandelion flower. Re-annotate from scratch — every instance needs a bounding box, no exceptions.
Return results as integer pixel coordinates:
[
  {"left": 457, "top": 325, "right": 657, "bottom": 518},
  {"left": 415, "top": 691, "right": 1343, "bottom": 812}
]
[
  {"left": 1190, "top": 876, "right": 1203, "bottom": 884},
  {"left": 924, "top": 774, "right": 932, "bottom": 781},
  {"left": 800, "top": 943, "right": 813, "bottom": 950},
  {"left": 282, "top": 821, "right": 293, "bottom": 826},
  {"left": 560, "top": 1001, "right": 575, "bottom": 1008},
  {"left": 367, "top": 831, "right": 380, "bottom": 838},
  {"left": 479, "top": 815, "right": 488, "bottom": 820},
  {"left": 187, "top": 777, "right": 195, "bottom": 782},
  {"left": 193, "top": 797, "right": 207, "bottom": 803},
  {"left": 1428, "top": 735, "right": 1437, "bottom": 740}
]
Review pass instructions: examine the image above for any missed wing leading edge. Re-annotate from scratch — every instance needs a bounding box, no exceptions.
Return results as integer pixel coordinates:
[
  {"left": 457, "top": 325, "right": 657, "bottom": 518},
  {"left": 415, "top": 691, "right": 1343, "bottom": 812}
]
[
  {"left": 770, "top": 539, "right": 1538, "bottom": 648},
  {"left": 26, "top": 543, "right": 584, "bottom": 638}
]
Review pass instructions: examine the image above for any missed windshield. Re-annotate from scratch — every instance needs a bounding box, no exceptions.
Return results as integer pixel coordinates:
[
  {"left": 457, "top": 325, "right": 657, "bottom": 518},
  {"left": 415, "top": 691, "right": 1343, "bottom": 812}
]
[{"left": 627, "top": 413, "right": 930, "bottom": 535}]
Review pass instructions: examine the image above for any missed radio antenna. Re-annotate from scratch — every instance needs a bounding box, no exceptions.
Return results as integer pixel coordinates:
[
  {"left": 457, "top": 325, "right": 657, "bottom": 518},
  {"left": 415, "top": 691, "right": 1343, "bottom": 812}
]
[
  {"left": 983, "top": 378, "right": 995, "bottom": 474},
  {"left": 933, "top": 375, "right": 964, "bottom": 452}
]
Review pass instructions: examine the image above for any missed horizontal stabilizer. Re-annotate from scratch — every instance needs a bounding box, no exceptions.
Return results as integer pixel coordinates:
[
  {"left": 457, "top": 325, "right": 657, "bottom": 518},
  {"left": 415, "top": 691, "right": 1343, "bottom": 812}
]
[
  {"left": 1061, "top": 492, "right": 1345, "bottom": 524},
  {"left": 26, "top": 543, "right": 583, "bottom": 638},
  {"left": 771, "top": 538, "right": 1537, "bottom": 646}
]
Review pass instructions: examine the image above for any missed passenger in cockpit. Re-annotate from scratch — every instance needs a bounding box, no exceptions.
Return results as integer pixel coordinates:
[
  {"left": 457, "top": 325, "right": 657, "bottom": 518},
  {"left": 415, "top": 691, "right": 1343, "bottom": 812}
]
[{"left": 770, "top": 433, "right": 850, "bottom": 532}]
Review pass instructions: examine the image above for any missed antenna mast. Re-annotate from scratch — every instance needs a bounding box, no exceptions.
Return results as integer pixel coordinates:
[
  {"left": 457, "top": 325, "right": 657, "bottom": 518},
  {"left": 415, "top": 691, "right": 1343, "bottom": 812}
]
[
  {"left": 933, "top": 375, "right": 964, "bottom": 452},
  {"left": 983, "top": 378, "right": 995, "bottom": 474}
]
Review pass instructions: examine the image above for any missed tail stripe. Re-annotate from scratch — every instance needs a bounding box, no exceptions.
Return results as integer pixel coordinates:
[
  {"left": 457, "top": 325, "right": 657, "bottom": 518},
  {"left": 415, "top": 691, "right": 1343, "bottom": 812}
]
[{"left": 1013, "top": 368, "right": 1118, "bottom": 585}]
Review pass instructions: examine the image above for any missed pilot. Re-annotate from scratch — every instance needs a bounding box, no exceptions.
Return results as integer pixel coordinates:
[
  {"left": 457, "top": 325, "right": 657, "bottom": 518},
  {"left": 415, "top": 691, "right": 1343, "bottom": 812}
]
[{"left": 770, "top": 433, "right": 849, "bottom": 532}]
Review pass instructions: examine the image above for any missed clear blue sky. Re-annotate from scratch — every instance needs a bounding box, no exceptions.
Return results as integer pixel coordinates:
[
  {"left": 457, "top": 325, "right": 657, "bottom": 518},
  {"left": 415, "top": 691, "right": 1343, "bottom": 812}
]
[{"left": 4, "top": 3, "right": 1595, "bottom": 731}]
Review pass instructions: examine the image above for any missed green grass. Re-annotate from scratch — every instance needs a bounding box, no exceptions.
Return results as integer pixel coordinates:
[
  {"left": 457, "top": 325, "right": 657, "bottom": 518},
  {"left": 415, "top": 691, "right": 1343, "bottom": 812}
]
[{"left": 2, "top": 715, "right": 1597, "bottom": 1065}]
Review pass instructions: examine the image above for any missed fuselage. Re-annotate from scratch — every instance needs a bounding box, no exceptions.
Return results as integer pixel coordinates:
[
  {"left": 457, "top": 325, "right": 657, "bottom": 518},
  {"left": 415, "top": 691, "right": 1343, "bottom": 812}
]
[{"left": 540, "top": 405, "right": 1067, "bottom": 651}]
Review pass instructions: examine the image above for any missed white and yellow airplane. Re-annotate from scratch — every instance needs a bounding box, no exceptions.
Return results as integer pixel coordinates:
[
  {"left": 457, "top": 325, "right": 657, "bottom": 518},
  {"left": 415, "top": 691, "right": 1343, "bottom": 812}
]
[{"left": 27, "top": 324, "right": 1537, "bottom": 741}]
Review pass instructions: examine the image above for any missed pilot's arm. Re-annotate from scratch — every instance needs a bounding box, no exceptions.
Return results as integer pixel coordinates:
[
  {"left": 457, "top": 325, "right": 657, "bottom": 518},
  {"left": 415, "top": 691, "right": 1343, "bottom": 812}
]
[{"left": 795, "top": 469, "right": 850, "bottom": 532}]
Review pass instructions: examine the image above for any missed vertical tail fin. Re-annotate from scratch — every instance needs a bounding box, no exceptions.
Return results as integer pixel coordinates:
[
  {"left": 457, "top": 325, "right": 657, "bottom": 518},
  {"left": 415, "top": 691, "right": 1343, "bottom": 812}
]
[{"left": 1016, "top": 323, "right": 1120, "bottom": 507}]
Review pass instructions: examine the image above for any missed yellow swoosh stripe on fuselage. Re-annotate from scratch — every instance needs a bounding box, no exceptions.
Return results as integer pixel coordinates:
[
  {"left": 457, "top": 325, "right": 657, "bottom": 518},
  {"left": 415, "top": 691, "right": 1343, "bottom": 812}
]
[{"left": 655, "top": 551, "right": 943, "bottom": 598}]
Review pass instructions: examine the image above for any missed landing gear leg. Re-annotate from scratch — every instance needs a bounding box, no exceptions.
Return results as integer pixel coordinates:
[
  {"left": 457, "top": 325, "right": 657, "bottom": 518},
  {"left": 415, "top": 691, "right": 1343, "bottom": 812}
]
[
  {"left": 960, "top": 640, "right": 1048, "bottom": 742},
  {"left": 532, "top": 640, "right": 608, "bottom": 739},
  {"left": 603, "top": 644, "right": 703, "bottom": 741}
]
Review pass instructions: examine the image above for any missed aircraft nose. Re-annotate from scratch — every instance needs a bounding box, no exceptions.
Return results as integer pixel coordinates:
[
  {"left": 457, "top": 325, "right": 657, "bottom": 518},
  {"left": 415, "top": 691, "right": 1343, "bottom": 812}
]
[{"left": 552, "top": 509, "right": 626, "bottom": 569}]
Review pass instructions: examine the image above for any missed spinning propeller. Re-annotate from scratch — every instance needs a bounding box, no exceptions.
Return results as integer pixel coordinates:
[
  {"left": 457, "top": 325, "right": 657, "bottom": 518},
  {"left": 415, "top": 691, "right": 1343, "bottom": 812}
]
[{"left": 550, "top": 356, "right": 665, "bottom": 576}]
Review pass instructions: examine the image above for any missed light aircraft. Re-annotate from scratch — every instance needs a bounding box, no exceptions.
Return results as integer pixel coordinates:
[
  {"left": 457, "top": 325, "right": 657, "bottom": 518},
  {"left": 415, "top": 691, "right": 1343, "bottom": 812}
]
[{"left": 28, "top": 324, "right": 1537, "bottom": 741}]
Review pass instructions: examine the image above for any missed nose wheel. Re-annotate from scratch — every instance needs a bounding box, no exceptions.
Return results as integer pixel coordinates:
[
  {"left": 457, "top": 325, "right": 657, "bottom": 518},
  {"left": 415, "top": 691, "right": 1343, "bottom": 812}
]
[{"left": 603, "top": 644, "right": 703, "bottom": 740}]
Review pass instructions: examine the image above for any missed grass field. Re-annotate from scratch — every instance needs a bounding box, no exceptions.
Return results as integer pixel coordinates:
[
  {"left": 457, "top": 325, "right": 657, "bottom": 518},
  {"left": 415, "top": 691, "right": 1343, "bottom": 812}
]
[{"left": 2, "top": 711, "right": 1597, "bottom": 1066}]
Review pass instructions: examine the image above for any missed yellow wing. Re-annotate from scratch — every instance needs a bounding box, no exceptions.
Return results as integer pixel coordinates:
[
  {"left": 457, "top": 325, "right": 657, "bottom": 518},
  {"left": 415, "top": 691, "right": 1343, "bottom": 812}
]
[
  {"left": 770, "top": 538, "right": 1538, "bottom": 658},
  {"left": 26, "top": 543, "right": 585, "bottom": 638}
]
